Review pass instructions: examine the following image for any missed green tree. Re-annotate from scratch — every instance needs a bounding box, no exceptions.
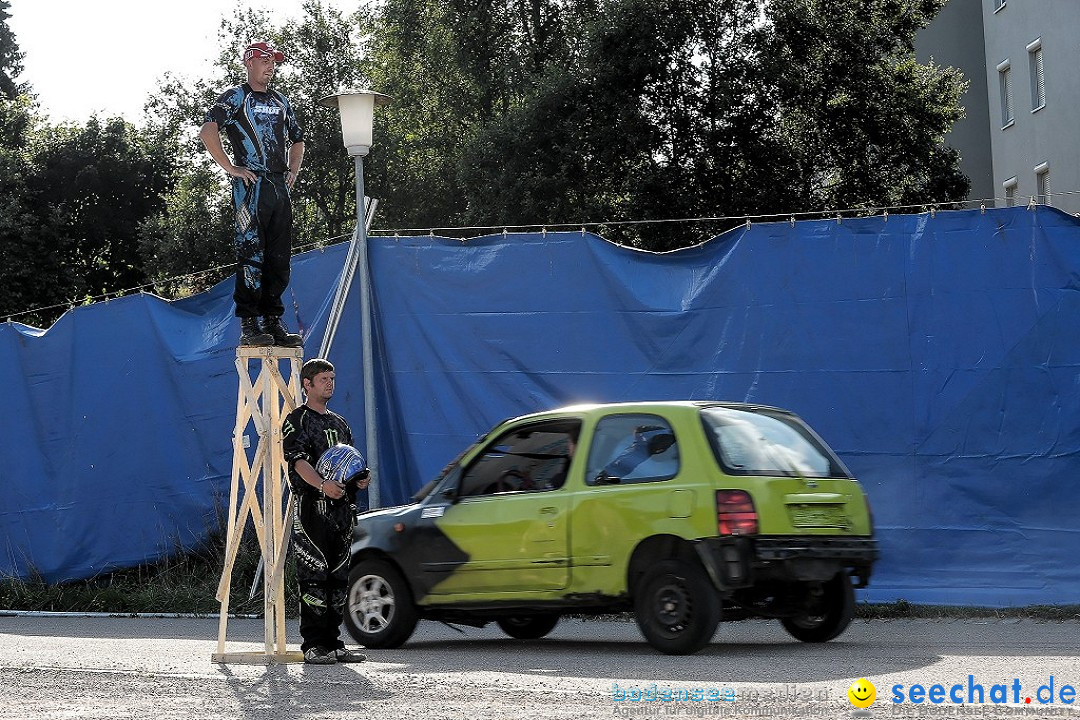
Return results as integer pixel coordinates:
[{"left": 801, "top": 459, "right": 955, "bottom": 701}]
[
  {"left": 25, "top": 117, "right": 173, "bottom": 303},
  {"left": 363, "top": 0, "right": 488, "bottom": 230},
  {"left": 367, "top": 0, "right": 968, "bottom": 247},
  {"left": 759, "top": 0, "right": 970, "bottom": 211},
  {"left": 368, "top": 0, "right": 768, "bottom": 248},
  {"left": 0, "top": 3, "right": 71, "bottom": 324},
  {"left": 0, "top": 96, "right": 73, "bottom": 324},
  {"left": 0, "top": 0, "right": 22, "bottom": 100},
  {"left": 465, "top": 0, "right": 769, "bottom": 245},
  {"left": 138, "top": 165, "right": 234, "bottom": 296}
]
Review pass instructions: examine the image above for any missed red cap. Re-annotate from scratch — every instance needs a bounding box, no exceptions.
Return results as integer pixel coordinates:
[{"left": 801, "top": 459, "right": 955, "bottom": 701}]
[{"left": 243, "top": 42, "right": 284, "bottom": 63}]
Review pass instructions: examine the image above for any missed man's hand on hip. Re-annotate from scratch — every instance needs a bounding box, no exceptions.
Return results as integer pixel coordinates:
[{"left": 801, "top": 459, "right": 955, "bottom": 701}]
[{"left": 228, "top": 164, "right": 258, "bottom": 186}]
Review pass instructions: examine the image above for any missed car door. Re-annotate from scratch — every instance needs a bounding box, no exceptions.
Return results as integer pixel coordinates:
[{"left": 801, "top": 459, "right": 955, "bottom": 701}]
[
  {"left": 569, "top": 412, "right": 683, "bottom": 589},
  {"left": 425, "top": 419, "right": 579, "bottom": 596}
]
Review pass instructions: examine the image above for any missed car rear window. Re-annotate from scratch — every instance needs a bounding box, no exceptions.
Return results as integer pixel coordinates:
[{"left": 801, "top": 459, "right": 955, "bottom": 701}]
[{"left": 700, "top": 407, "right": 851, "bottom": 478}]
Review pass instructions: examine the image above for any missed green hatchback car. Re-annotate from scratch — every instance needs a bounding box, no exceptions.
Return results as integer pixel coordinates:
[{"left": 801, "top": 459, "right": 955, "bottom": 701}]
[{"left": 344, "top": 401, "right": 878, "bottom": 654}]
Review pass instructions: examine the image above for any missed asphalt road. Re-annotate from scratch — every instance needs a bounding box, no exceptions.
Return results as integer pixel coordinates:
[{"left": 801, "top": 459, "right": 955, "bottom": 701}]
[{"left": 1, "top": 614, "right": 1078, "bottom": 720}]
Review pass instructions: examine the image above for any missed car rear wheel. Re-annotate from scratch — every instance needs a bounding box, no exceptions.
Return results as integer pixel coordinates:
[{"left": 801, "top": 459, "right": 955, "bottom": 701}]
[
  {"left": 496, "top": 614, "right": 560, "bottom": 640},
  {"left": 344, "top": 559, "right": 419, "bottom": 649},
  {"left": 633, "top": 558, "right": 721, "bottom": 655},
  {"left": 780, "top": 572, "right": 855, "bottom": 643}
]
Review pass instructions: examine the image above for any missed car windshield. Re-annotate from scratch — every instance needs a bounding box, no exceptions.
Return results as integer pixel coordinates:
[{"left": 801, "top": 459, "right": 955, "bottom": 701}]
[{"left": 700, "top": 407, "right": 850, "bottom": 478}]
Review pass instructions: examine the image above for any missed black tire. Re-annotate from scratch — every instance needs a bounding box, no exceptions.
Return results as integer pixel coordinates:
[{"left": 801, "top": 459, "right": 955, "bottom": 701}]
[
  {"left": 633, "top": 558, "right": 721, "bottom": 655},
  {"left": 496, "top": 614, "right": 560, "bottom": 640},
  {"left": 780, "top": 572, "right": 855, "bottom": 643},
  {"left": 344, "top": 559, "right": 419, "bottom": 649}
]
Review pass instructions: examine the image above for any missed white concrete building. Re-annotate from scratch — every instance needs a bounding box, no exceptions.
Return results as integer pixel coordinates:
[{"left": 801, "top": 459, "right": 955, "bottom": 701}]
[{"left": 916, "top": 0, "right": 1080, "bottom": 213}]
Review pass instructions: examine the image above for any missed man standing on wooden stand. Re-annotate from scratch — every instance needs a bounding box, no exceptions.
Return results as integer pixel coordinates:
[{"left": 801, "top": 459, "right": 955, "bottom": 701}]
[
  {"left": 282, "top": 358, "right": 369, "bottom": 664},
  {"left": 200, "top": 41, "right": 305, "bottom": 348}
]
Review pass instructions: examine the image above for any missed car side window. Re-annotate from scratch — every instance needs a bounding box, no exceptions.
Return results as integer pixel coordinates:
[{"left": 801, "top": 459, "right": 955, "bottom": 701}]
[
  {"left": 457, "top": 420, "right": 580, "bottom": 498},
  {"left": 585, "top": 414, "right": 679, "bottom": 486}
]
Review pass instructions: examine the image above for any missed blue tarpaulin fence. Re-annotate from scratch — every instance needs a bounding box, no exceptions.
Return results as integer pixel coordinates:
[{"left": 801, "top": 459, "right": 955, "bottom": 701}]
[{"left": 2, "top": 206, "right": 1078, "bottom": 606}]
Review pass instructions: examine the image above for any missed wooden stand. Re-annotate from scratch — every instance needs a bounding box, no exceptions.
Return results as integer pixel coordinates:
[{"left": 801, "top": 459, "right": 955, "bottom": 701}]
[{"left": 213, "top": 346, "right": 305, "bottom": 664}]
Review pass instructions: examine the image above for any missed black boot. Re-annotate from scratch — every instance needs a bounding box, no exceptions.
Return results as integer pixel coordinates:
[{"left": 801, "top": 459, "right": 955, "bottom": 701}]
[
  {"left": 262, "top": 315, "right": 303, "bottom": 347},
  {"left": 239, "top": 317, "right": 274, "bottom": 346}
]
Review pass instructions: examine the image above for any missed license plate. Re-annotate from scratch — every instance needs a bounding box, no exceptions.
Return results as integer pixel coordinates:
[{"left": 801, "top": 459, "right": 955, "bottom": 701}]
[{"left": 788, "top": 505, "right": 850, "bottom": 528}]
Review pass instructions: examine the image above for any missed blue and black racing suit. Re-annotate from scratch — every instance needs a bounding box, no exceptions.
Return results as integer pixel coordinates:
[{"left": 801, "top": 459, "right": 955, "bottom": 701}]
[
  {"left": 204, "top": 83, "right": 304, "bottom": 319},
  {"left": 282, "top": 404, "right": 355, "bottom": 654}
]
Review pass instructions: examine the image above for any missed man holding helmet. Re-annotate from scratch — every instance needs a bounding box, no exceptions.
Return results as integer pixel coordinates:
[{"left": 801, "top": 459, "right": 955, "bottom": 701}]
[{"left": 282, "top": 358, "right": 369, "bottom": 664}]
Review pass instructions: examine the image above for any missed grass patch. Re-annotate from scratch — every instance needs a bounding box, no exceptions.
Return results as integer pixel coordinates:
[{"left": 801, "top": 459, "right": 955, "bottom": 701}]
[
  {"left": 857, "top": 599, "right": 1080, "bottom": 621},
  {"left": 584, "top": 603, "right": 1080, "bottom": 624},
  {"left": 0, "top": 530, "right": 298, "bottom": 616},
  {"left": 583, "top": 602, "right": 1080, "bottom": 624}
]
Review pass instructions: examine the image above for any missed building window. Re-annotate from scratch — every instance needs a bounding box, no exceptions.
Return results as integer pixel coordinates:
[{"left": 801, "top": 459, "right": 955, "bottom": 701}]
[
  {"left": 1035, "top": 164, "right": 1051, "bottom": 206},
  {"left": 1004, "top": 177, "right": 1018, "bottom": 208},
  {"left": 997, "top": 60, "right": 1014, "bottom": 127},
  {"left": 1028, "top": 39, "right": 1046, "bottom": 111}
]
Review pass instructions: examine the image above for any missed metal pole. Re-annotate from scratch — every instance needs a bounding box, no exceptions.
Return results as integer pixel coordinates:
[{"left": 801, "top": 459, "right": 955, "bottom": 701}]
[
  {"left": 355, "top": 154, "right": 380, "bottom": 509},
  {"left": 318, "top": 197, "right": 378, "bottom": 360}
]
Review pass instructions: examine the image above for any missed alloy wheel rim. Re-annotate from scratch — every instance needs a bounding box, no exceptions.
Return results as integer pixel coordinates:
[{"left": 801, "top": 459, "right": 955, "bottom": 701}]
[{"left": 350, "top": 574, "right": 395, "bottom": 633}]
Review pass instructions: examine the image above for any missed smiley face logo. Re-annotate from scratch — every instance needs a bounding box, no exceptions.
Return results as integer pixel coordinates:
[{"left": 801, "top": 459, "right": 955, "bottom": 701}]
[{"left": 848, "top": 678, "right": 876, "bottom": 708}]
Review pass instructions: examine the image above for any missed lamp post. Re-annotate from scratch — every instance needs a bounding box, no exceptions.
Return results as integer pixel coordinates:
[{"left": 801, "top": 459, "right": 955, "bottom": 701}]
[{"left": 317, "top": 89, "right": 391, "bottom": 508}]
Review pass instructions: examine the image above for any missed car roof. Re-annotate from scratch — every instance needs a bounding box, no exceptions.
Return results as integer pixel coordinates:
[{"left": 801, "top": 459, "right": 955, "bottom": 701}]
[{"left": 506, "top": 400, "right": 793, "bottom": 424}]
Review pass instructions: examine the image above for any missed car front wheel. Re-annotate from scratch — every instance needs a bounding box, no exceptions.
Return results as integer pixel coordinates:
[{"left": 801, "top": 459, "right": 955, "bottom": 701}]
[
  {"left": 496, "top": 614, "right": 560, "bottom": 640},
  {"left": 344, "top": 559, "right": 419, "bottom": 649},
  {"left": 780, "top": 572, "right": 855, "bottom": 643},
  {"left": 633, "top": 558, "right": 721, "bottom": 655}
]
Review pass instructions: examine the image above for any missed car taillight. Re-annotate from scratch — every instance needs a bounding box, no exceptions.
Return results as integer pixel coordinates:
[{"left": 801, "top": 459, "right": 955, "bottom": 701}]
[{"left": 716, "top": 490, "right": 758, "bottom": 536}]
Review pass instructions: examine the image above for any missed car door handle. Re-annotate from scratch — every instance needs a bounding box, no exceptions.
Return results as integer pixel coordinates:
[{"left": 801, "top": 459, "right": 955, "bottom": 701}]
[{"left": 539, "top": 506, "right": 558, "bottom": 515}]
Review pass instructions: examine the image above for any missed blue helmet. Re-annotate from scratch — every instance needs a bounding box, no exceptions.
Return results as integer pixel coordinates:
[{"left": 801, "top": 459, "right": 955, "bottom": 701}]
[{"left": 316, "top": 444, "right": 368, "bottom": 486}]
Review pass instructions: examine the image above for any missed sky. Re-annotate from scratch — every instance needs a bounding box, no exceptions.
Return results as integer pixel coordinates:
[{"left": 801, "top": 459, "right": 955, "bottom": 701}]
[{"left": 7, "top": 0, "right": 354, "bottom": 124}]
